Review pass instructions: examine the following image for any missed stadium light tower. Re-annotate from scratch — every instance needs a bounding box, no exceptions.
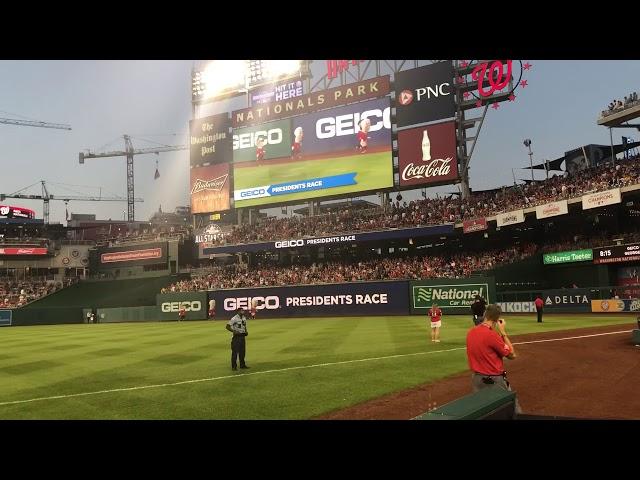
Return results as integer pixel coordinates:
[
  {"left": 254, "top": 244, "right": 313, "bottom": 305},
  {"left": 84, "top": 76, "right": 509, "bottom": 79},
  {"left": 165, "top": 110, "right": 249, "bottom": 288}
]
[{"left": 524, "top": 139, "right": 534, "bottom": 181}]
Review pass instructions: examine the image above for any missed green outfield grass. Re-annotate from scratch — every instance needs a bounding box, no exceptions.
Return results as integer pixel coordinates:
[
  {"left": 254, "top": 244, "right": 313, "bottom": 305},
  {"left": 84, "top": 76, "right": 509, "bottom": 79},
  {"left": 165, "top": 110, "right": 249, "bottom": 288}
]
[
  {"left": 0, "top": 314, "right": 633, "bottom": 419},
  {"left": 234, "top": 150, "right": 393, "bottom": 208}
]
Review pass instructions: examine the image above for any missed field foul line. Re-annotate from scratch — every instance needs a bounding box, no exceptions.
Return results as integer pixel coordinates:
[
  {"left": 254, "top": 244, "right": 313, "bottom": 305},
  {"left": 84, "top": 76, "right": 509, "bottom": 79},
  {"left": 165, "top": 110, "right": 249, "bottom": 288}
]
[{"left": 0, "top": 329, "right": 631, "bottom": 408}]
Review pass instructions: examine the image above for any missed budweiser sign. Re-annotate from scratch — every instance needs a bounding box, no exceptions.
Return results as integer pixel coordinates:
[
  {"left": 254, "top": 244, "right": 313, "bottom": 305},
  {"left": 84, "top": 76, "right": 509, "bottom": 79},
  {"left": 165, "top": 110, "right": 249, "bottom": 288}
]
[
  {"left": 190, "top": 163, "right": 231, "bottom": 214},
  {"left": 397, "top": 122, "right": 458, "bottom": 186},
  {"left": 463, "top": 218, "right": 488, "bottom": 234},
  {"left": 0, "top": 247, "right": 48, "bottom": 256},
  {"left": 535, "top": 200, "right": 568, "bottom": 219},
  {"left": 191, "top": 174, "right": 228, "bottom": 195}
]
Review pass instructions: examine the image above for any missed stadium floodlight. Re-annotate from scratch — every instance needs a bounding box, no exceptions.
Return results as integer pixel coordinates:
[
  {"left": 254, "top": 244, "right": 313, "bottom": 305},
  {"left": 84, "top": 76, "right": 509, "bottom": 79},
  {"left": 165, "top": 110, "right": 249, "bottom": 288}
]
[
  {"left": 192, "top": 60, "right": 309, "bottom": 103},
  {"left": 246, "top": 60, "right": 303, "bottom": 89},
  {"left": 192, "top": 60, "right": 248, "bottom": 102}
]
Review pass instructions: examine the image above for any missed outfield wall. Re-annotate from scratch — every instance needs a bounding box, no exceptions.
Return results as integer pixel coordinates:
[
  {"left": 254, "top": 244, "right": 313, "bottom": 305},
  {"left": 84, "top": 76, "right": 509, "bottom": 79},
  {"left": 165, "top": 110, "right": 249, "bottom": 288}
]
[{"left": 207, "top": 281, "right": 410, "bottom": 318}]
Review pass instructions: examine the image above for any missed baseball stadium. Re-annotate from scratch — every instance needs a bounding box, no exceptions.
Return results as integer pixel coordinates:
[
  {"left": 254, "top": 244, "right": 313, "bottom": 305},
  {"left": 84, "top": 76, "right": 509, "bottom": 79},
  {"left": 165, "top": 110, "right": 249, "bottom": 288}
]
[{"left": 1, "top": 60, "right": 639, "bottom": 421}]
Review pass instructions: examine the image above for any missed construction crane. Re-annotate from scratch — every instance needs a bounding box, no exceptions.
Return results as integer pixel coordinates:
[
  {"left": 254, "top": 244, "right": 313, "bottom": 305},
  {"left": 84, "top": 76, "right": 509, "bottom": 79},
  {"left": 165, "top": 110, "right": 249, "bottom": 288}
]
[
  {"left": 0, "top": 117, "right": 71, "bottom": 130},
  {"left": 79, "top": 135, "right": 187, "bottom": 222},
  {"left": 0, "top": 180, "right": 143, "bottom": 224}
]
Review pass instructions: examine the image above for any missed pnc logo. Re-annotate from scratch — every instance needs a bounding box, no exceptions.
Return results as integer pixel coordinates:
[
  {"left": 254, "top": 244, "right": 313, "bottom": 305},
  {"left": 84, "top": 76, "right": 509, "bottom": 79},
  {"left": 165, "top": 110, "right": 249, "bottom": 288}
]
[{"left": 398, "top": 90, "right": 413, "bottom": 106}]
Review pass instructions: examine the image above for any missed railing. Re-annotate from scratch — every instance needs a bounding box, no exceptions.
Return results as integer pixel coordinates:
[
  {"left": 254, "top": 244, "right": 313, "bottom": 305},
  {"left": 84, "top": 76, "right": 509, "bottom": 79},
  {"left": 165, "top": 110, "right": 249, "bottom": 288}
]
[{"left": 600, "top": 98, "right": 640, "bottom": 119}]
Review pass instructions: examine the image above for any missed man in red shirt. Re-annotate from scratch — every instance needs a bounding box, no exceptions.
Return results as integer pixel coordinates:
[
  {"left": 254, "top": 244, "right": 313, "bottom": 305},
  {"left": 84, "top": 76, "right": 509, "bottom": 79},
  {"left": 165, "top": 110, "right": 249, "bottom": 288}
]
[
  {"left": 466, "top": 304, "right": 521, "bottom": 414},
  {"left": 428, "top": 303, "right": 442, "bottom": 343},
  {"left": 534, "top": 295, "right": 544, "bottom": 323},
  {"left": 178, "top": 305, "right": 186, "bottom": 322}
]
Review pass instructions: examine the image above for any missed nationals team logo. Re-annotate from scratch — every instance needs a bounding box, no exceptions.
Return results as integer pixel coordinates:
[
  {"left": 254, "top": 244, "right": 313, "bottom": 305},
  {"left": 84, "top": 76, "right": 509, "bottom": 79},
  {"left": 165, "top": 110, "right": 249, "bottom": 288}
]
[{"left": 457, "top": 60, "right": 532, "bottom": 109}]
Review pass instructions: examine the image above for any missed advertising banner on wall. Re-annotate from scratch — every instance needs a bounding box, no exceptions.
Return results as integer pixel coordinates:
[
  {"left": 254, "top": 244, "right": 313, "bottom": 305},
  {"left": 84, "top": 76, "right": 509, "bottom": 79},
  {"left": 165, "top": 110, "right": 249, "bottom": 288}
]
[
  {"left": 233, "top": 76, "right": 391, "bottom": 127},
  {"left": 410, "top": 277, "right": 495, "bottom": 314},
  {"left": 463, "top": 218, "right": 488, "bottom": 234},
  {"left": 208, "top": 281, "right": 409, "bottom": 318},
  {"left": 591, "top": 298, "right": 640, "bottom": 313},
  {"left": 97, "top": 242, "right": 167, "bottom": 267},
  {"left": 190, "top": 163, "right": 231, "bottom": 214},
  {"left": 496, "top": 301, "right": 537, "bottom": 313},
  {"left": 543, "top": 249, "right": 593, "bottom": 265},
  {"left": 232, "top": 97, "right": 393, "bottom": 208},
  {"left": 203, "top": 224, "right": 454, "bottom": 255},
  {"left": 250, "top": 79, "right": 304, "bottom": 106},
  {"left": 496, "top": 209, "right": 525, "bottom": 228},
  {"left": 394, "top": 62, "right": 455, "bottom": 128},
  {"left": 0, "top": 205, "right": 35, "bottom": 219},
  {"left": 0, "top": 247, "right": 48, "bottom": 256},
  {"left": 535, "top": 200, "right": 569, "bottom": 220},
  {"left": 155, "top": 292, "right": 208, "bottom": 321},
  {"left": 593, "top": 243, "right": 640, "bottom": 264},
  {"left": 397, "top": 121, "right": 458, "bottom": 187},
  {"left": 189, "top": 113, "right": 232, "bottom": 167},
  {"left": 582, "top": 188, "right": 621, "bottom": 210},
  {"left": 542, "top": 289, "right": 592, "bottom": 312}
]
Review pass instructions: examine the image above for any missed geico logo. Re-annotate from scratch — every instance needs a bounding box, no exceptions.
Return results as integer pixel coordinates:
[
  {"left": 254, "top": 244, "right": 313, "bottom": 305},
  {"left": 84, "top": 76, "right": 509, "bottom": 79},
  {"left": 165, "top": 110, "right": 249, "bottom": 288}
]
[
  {"left": 224, "top": 296, "right": 280, "bottom": 310},
  {"left": 316, "top": 107, "right": 391, "bottom": 139},
  {"left": 240, "top": 189, "right": 266, "bottom": 198},
  {"left": 161, "top": 301, "right": 202, "bottom": 313},
  {"left": 233, "top": 129, "right": 282, "bottom": 150},
  {"left": 275, "top": 239, "right": 304, "bottom": 248},
  {"left": 415, "top": 82, "right": 451, "bottom": 101}
]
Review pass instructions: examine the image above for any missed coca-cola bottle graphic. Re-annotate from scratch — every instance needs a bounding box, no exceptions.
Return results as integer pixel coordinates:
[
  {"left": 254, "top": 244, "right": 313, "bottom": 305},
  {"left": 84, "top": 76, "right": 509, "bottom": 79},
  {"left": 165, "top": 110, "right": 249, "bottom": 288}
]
[{"left": 422, "top": 129, "right": 431, "bottom": 161}]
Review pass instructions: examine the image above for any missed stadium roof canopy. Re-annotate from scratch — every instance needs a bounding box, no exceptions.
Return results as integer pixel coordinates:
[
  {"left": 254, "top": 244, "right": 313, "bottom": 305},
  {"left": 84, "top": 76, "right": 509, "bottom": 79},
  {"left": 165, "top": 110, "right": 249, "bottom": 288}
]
[{"left": 525, "top": 141, "right": 640, "bottom": 170}]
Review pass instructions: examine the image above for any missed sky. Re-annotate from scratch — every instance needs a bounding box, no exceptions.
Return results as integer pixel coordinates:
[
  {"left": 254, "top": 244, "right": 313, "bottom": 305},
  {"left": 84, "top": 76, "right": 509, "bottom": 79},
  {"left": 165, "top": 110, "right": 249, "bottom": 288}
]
[{"left": 0, "top": 59, "right": 638, "bottom": 224}]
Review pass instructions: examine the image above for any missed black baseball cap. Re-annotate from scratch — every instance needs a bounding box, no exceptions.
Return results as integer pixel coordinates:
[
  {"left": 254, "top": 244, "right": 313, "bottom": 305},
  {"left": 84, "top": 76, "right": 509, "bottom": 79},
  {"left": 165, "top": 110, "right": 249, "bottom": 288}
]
[{"left": 237, "top": 307, "right": 244, "bottom": 312}]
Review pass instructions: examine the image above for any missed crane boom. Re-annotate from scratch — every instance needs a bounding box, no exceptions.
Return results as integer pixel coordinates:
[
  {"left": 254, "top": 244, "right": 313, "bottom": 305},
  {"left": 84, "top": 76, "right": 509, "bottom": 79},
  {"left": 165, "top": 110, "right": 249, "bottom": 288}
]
[
  {"left": 79, "top": 145, "right": 187, "bottom": 161},
  {"left": 1, "top": 193, "right": 142, "bottom": 202},
  {"left": 0, "top": 117, "right": 72, "bottom": 130},
  {"left": 79, "top": 135, "right": 188, "bottom": 222},
  {"left": 1, "top": 180, "right": 142, "bottom": 224}
]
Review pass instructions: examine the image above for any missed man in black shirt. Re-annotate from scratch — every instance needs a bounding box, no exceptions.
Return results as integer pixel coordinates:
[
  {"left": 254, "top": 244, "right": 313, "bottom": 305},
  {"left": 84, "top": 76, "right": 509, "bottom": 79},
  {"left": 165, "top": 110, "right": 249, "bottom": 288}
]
[{"left": 470, "top": 295, "right": 487, "bottom": 326}]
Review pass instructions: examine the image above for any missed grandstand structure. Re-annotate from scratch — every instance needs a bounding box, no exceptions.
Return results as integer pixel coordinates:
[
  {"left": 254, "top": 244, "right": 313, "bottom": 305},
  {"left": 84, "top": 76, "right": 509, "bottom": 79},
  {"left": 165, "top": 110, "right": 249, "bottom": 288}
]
[{"left": 3, "top": 60, "right": 640, "bottom": 325}]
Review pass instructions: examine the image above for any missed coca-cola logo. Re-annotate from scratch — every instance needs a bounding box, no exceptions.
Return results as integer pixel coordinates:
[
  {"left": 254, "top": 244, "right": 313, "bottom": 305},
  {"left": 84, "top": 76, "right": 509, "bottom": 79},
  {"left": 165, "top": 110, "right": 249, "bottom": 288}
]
[
  {"left": 402, "top": 157, "right": 453, "bottom": 181},
  {"left": 191, "top": 174, "right": 228, "bottom": 195}
]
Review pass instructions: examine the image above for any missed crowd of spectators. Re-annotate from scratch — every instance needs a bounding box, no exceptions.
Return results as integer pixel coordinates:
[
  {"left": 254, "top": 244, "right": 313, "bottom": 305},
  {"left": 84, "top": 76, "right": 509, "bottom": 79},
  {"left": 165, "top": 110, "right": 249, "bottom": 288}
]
[
  {"left": 602, "top": 91, "right": 639, "bottom": 117},
  {"left": 0, "top": 277, "right": 77, "bottom": 308},
  {"left": 166, "top": 226, "right": 640, "bottom": 293},
  {"left": 163, "top": 243, "right": 538, "bottom": 292},
  {"left": 213, "top": 156, "right": 640, "bottom": 247}
]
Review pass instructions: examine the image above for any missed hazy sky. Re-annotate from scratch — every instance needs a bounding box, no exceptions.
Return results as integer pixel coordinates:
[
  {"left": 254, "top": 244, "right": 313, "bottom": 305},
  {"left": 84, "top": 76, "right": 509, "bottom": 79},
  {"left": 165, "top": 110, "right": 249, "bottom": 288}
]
[{"left": 0, "top": 60, "right": 638, "bottom": 223}]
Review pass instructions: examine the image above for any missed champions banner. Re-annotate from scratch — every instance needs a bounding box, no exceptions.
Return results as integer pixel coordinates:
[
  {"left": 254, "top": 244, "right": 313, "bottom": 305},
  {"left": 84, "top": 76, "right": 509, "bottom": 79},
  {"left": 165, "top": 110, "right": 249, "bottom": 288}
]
[
  {"left": 495, "top": 209, "right": 525, "bottom": 228},
  {"left": 582, "top": 188, "right": 621, "bottom": 210},
  {"left": 463, "top": 218, "right": 488, "bottom": 234},
  {"left": 536, "top": 200, "right": 568, "bottom": 219}
]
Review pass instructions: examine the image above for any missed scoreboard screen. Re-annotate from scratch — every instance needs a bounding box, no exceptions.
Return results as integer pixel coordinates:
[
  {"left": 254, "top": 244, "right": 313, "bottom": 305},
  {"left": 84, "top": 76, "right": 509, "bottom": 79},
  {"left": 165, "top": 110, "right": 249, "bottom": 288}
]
[{"left": 593, "top": 243, "right": 640, "bottom": 264}]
